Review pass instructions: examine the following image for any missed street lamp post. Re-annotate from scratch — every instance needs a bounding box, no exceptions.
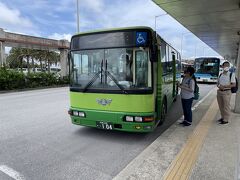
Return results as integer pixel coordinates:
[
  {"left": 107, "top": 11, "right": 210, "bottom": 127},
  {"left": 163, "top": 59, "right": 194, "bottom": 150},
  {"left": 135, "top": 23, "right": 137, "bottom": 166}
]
[
  {"left": 180, "top": 32, "right": 191, "bottom": 58},
  {"left": 194, "top": 43, "right": 200, "bottom": 58},
  {"left": 154, "top": 13, "right": 168, "bottom": 33},
  {"left": 76, "top": 0, "right": 80, "bottom": 32}
]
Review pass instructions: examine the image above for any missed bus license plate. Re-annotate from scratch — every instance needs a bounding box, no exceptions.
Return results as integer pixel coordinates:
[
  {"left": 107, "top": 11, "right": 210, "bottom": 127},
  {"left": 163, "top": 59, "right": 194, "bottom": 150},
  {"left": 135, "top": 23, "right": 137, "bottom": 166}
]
[{"left": 96, "top": 121, "right": 113, "bottom": 130}]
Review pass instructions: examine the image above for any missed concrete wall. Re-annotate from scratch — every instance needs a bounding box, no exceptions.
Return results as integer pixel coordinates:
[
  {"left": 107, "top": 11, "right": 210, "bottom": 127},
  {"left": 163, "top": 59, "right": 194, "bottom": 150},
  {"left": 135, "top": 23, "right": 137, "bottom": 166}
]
[
  {"left": 60, "top": 49, "right": 69, "bottom": 77},
  {"left": 0, "top": 41, "right": 6, "bottom": 66}
]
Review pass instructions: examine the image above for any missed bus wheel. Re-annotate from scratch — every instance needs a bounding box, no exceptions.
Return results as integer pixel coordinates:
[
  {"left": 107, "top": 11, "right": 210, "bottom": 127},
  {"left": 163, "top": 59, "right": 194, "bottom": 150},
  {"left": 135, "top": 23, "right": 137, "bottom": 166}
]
[{"left": 158, "top": 100, "right": 167, "bottom": 126}]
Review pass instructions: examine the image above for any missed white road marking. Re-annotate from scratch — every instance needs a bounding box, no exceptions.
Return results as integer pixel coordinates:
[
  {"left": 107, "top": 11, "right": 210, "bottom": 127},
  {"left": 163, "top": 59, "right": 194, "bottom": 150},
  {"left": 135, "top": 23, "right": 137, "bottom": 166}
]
[
  {"left": 192, "top": 87, "right": 216, "bottom": 111},
  {"left": 0, "top": 165, "right": 25, "bottom": 180}
]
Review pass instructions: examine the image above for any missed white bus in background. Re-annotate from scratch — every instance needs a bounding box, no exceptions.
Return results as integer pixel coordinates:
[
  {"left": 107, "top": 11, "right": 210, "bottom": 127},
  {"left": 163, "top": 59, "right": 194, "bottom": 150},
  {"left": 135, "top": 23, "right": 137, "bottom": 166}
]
[
  {"left": 181, "top": 61, "right": 194, "bottom": 76},
  {"left": 194, "top": 57, "right": 220, "bottom": 83}
]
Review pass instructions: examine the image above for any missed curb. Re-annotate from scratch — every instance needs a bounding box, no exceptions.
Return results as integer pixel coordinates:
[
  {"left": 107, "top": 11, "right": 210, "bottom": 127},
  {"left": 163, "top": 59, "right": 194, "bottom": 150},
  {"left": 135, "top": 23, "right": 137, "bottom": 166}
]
[{"left": 0, "top": 85, "right": 69, "bottom": 94}]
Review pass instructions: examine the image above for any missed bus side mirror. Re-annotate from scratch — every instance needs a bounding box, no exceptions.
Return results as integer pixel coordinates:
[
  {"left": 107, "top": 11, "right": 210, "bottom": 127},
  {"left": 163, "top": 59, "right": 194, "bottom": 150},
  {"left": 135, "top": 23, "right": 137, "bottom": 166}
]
[
  {"left": 150, "top": 45, "right": 158, "bottom": 62},
  {"left": 171, "top": 51, "right": 176, "bottom": 61},
  {"left": 150, "top": 31, "right": 158, "bottom": 62},
  {"left": 68, "top": 52, "right": 71, "bottom": 61}
]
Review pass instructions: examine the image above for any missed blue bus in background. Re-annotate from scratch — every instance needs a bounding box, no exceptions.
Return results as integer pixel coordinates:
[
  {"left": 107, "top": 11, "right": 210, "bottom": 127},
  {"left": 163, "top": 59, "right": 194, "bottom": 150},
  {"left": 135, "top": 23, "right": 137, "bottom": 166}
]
[{"left": 194, "top": 57, "right": 220, "bottom": 83}]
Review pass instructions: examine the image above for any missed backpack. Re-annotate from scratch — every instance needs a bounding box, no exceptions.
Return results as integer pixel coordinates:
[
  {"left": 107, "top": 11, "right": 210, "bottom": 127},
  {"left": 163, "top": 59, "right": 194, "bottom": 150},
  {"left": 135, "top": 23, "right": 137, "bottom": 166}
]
[
  {"left": 187, "top": 76, "right": 199, "bottom": 100},
  {"left": 194, "top": 81, "right": 199, "bottom": 100},
  {"left": 230, "top": 73, "right": 238, "bottom": 93},
  {"left": 219, "top": 73, "right": 238, "bottom": 93}
]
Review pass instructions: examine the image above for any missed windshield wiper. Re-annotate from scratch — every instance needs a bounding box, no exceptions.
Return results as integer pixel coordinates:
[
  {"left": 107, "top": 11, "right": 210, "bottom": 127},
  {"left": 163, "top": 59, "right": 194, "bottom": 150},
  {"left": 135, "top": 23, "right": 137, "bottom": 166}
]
[
  {"left": 100, "top": 59, "right": 103, "bottom": 84},
  {"left": 83, "top": 60, "right": 104, "bottom": 92},
  {"left": 105, "top": 59, "right": 127, "bottom": 94},
  {"left": 82, "top": 71, "right": 102, "bottom": 92},
  {"left": 83, "top": 59, "right": 128, "bottom": 94},
  {"left": 106, "top": 71, "right": 128, "bottom": 94}
]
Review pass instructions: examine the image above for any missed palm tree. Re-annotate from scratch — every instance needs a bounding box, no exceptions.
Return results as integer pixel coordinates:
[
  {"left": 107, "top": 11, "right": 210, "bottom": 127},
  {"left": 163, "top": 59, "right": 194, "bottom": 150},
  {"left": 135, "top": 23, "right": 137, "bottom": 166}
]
[
  {"left": 30, "top": 49, "right": 44, "bottom": 72},
  {"left": 7, "top": 48, "right": 25, "bottom": 71},
  {"left": 41, "top": 50, "right": 60, "bottom": 73},
  {"left": 21, "top": 48, "right": 34, "bottom": 73},
  {"left": 7, "top": 48, "right": 60, "bottom": 73}
]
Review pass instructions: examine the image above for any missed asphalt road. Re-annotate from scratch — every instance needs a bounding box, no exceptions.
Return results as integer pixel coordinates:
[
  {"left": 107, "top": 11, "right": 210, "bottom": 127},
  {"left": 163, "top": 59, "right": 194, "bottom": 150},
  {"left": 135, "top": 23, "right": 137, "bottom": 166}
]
[{"left": 0, "top": 84, "right": 215, "bottom": 180}]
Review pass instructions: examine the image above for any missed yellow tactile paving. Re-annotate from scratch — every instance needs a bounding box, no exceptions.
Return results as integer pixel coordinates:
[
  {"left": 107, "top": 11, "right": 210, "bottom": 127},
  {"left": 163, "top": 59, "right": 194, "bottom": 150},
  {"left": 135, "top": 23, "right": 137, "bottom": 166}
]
[{"left": 163, "top": 99, "right": 219, "bottom": 180}]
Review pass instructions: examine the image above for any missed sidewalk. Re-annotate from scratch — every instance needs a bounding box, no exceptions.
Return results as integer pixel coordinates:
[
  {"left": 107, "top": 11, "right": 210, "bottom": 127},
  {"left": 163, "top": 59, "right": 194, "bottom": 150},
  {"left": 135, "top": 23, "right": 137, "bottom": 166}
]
[{"left": 113, "top": 90, "right": 240, "bottom": 180}]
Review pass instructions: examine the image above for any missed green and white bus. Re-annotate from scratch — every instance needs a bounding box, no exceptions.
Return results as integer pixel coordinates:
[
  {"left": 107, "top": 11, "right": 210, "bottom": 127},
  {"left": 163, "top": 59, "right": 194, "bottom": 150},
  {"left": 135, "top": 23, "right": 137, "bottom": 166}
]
[{"left": 68, "top": 27, "right": 181, "bottom": 132}]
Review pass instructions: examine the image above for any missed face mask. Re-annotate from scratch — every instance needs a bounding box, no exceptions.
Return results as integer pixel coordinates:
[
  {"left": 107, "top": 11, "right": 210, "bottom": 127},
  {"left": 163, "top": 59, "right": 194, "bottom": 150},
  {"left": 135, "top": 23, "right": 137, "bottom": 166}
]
[{"left": 224, "top": 67, "right": 229, "bottom": 71}]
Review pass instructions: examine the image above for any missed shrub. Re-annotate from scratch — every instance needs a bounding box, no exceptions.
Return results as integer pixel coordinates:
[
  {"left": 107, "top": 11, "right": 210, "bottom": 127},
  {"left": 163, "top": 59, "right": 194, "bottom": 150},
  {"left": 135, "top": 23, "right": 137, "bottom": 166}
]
[
  {"left": 0, "top": 68, "right": 69, "bottom": 90},
  {"left": 0, "top": 68, "right": 25, "bottom": 90}
]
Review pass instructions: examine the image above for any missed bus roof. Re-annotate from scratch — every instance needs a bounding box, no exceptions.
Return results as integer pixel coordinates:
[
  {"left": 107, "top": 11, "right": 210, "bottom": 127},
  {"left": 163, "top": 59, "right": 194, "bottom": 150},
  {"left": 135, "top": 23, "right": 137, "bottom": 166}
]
[
  {"left": 73, "top": 26, "right": 154, "bottom": 37},
  {"left": 71, "top": 26, "right": 180, "bottom": 56}
]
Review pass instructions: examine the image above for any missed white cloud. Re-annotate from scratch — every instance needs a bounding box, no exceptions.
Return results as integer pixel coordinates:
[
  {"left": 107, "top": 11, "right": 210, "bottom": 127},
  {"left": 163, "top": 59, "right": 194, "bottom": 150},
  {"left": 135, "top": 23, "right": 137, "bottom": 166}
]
[
  {"left": 80, "top": 0, "right": 104, "bottom": 13},
  {"left": 48, "top": 33, "right": 72, "bottom": 41},
  {"left": 78, "top": 0, "right": 220, "bottom": 58},
  {"left": 0, "top": 0, "right": 220, "bottom": 58},
  {"left": 0, "top": 2, "right": 33, "bottom": 30}
]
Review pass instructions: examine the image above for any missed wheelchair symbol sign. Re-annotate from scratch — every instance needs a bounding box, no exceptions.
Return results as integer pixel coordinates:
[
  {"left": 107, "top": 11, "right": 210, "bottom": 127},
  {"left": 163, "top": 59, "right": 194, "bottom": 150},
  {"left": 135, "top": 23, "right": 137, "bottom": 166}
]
[{"left": 136, "top": 32, "right": 147, "bottom": 45}]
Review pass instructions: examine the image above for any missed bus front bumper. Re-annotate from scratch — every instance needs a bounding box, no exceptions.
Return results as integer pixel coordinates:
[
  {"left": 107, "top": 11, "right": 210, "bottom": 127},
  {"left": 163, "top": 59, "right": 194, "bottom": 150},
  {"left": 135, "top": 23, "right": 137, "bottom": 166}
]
[{"left": 68, "top": 108, "right": 156, "bottom": 133}]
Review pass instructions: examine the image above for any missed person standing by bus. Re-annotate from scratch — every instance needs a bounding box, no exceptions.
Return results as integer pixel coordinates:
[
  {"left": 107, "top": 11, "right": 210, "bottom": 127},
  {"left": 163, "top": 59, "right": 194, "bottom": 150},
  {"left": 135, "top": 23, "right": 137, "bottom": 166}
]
[
  {"left": 178, "top": 67, "right": 196, "bottom": 126},
  {"left": 217, "top": 61, "right": 236, "bottom": 124}
]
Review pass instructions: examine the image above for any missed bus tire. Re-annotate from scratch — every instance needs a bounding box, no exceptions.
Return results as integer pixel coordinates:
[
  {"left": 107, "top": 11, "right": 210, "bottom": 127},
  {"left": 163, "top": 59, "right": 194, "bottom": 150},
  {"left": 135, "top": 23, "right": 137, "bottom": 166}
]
[{"left": 158, "top": 98, "right": 167, "bottom": 126}]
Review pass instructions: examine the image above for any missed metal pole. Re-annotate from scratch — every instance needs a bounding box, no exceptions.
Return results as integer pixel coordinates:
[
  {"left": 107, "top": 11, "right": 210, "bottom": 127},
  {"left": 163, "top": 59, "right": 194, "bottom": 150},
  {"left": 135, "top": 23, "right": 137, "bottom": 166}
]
[
  {"left": 194, "top": 44, "right": 197, "bottom": 58},
  {"left": 155, "top": 16, "right": 157, "bottom": 33},
  {"left": 180, "top": 32, "right": 191, "bottom": 59},
  {"left": 181, "top": 33, "right": 183, "bottom": 58},
  {"left": 76, "top": 0, "right": 80, "bottom": 32},
  {"left": 154, "top": 13, "right": 168, "bottom": 33}
]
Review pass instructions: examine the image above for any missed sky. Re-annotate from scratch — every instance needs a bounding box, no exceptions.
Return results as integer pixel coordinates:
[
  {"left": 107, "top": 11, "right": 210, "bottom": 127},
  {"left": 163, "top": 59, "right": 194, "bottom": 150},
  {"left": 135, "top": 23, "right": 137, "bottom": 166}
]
[{"left": 0, "top": 0, "right": 221, "bottom": 59}]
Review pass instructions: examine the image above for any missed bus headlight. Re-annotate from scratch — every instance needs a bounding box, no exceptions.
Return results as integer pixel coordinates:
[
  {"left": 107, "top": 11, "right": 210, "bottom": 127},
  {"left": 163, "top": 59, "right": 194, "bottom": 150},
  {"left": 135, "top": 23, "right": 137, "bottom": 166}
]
[
  {"left": 78, "top": 112, "right": 85, "bottom": 117},
  {"left": 72, "top": 110, "right": 85, "bottom": 117},
  {"left": 73, "top": 111, "right": 79, "bottom": 116},
  {"left": 135, "top": 117, "right": 143, "bottom": 122},
  {"left": 126, "top": 116, "right": 134, "bottom": 122}
]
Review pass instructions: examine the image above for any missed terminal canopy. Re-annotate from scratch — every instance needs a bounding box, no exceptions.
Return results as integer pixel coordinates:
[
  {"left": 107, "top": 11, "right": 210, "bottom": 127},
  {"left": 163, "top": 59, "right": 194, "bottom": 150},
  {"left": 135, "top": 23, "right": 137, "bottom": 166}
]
[{"left": 153, "top": 0, "right": 240, "bottom": 64}]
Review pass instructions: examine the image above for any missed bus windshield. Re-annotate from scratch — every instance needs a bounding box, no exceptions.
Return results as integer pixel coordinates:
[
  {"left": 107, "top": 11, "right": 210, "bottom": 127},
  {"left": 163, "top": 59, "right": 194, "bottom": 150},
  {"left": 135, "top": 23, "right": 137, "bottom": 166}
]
[
  {"left": 194, "top": 58, "right": 220, "bottom": 76},
  {"left": 70, "top": 47, "right": 151, "bottom": 92}
]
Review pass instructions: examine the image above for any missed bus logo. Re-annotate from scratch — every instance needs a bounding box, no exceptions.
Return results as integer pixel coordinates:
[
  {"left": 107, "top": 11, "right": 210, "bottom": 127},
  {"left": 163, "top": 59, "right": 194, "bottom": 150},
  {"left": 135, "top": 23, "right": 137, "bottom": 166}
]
[{"left": 96, "top": 99, "right": 112, "bottom": 106}]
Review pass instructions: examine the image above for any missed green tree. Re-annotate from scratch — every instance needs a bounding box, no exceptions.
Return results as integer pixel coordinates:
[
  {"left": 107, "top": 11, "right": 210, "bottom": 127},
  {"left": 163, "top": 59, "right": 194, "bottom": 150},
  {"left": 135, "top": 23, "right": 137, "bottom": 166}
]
[
  {"left": 41, "top": 50, "right": 60, "bottom": 73},
  {"left": 7, "top": 48, "right": 26, "bottom": 70}
]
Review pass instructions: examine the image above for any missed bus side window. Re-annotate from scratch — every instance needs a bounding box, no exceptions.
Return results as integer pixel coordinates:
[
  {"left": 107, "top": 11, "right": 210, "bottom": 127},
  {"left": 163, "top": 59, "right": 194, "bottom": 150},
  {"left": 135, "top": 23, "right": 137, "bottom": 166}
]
[
  {"left": 73, "top": 53, "right": 89, "bottom": 84},
  {"left": 167, "top": 47, "right": 173, "bottom": 73},
  {"left": 135, "top": 51, "right": 148, "bottom": 87},
  {"left": 73, "top": 53, "right": 81, "bottom": 83},
  {"left": 161, "top": 43, "right": 167, "bottom": 75},
  {"left": 81, "top": 55, "right": 89, "bottom": 74}
]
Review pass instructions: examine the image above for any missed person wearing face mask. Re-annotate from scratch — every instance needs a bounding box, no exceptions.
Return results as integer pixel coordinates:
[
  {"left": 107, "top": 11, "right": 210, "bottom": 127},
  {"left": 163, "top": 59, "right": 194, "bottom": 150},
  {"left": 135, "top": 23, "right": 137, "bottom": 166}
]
[
  {"left": 217, "top": 61, "right": 236, "bottom": 124},
  {"left": 177, "top": 67, "right": 196, "bottom": 126}
]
